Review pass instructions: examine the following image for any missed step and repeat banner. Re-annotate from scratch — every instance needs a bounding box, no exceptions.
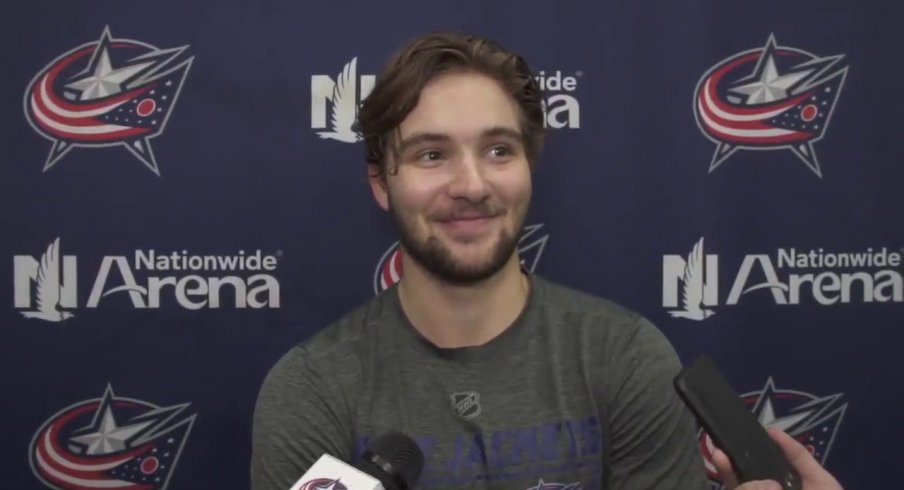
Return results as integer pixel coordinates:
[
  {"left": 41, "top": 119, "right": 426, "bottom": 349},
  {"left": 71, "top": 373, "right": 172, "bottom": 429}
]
[{"left": 2, "top": 1, "right": 899, "bottom": 489}]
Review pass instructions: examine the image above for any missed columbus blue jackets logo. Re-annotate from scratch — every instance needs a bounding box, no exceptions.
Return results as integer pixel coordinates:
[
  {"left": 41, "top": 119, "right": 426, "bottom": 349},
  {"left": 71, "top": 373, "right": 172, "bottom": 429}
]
[
  {"left": 298, "top": 479, "right": 349, "bottom": 490},
  {"left": 29, "top": 385, "right": 196, "bottom": 490},
  {"left": 694, "top": 34, "right": 848, "bottom": 178},
  {"left": 373, "top": 223, "right": 550, "bottom": 294},
  {"left": 24, "top": 26, "right": 193, "bottom": 176},
  {"left": 697, "top": 378, "right": 846, "bottom": 489}
]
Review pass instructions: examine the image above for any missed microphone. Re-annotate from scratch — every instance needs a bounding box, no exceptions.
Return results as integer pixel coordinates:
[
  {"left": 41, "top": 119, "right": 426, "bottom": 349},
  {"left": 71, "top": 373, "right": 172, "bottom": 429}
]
[{"left": 288, "top": 432, "right": 425, "bottom": 490}]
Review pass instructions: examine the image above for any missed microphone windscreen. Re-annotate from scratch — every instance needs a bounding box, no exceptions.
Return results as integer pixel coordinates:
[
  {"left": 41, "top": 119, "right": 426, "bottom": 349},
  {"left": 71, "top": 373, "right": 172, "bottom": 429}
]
[{"left": 359, "top": 432, "right": 425, "bottom": 490}]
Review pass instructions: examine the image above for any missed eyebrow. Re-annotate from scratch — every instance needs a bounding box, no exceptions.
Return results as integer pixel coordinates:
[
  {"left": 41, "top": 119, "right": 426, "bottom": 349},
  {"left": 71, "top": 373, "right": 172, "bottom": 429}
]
[{"left": 394, "top": 126, "right": 524, "bottom": 157}]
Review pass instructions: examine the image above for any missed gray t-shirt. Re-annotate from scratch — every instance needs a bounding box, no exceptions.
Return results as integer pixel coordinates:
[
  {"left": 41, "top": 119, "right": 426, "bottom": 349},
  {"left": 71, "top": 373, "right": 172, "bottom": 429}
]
[{"left": 250, "top": 273, "right": 708, "bottom": 489}]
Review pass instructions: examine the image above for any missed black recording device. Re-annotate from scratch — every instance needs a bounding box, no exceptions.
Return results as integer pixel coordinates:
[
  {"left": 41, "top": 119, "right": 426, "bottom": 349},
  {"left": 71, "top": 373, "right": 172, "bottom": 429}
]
[{"left": 674, "top": 355, "right": 802, "bottom": 490}]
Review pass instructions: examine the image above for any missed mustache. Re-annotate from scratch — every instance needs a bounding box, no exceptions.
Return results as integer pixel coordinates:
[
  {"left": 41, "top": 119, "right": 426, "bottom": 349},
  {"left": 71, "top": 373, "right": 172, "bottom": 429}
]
[{"left": 432, "top": 202, "right": 504, "bottom": 221}]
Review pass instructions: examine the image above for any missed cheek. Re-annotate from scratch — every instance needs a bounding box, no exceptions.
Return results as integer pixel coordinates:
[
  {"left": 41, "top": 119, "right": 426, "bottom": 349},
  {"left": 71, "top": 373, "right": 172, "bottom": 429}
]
[
  {"left": 389, "top": 178, "right": 444, "bottom": 216},
  {"left": 492, "top": 165, "right": 532, "bottom": 206}
]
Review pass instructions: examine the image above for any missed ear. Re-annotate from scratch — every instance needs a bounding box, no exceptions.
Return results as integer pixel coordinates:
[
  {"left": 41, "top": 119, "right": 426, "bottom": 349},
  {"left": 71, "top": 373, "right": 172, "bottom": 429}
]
[{"left": 368, "top": 163, "right": 390, "bottom": 211}]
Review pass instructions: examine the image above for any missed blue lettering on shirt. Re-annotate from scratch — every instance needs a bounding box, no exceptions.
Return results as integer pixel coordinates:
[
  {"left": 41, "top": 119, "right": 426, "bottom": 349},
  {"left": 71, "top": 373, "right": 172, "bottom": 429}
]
[{"left": 352, "top": 415, "right": 602, "bottom": 488}]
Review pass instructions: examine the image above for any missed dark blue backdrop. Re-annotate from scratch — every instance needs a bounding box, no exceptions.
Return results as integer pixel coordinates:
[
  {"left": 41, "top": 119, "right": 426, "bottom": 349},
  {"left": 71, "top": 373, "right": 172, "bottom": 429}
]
[{"left": 2, "top": 1, "right": 900, "bottom": 488}]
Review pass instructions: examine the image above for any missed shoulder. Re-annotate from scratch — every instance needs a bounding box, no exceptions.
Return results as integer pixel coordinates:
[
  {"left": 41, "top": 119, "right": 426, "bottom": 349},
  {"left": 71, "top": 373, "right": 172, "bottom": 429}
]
[
  {"left": 534, "top": 276, "right": 636, "bottom": 316},
  {"left": 250, "top": 294, "right": 395, "bottom": 488},
  {"left": 301, "top": 289, "right": 394, "bottom": 361},
  {"left": 256, "top": 288, "right": 400, "bottom": 412},
  {"left": 265, "top": 288, "right": 396, "bottom": 383},
  {"left": 532, "top": 274, "right": 650, "bottom": 337},
  {"left": 531, "top": 274, "right": 679, "bottom": 369}
]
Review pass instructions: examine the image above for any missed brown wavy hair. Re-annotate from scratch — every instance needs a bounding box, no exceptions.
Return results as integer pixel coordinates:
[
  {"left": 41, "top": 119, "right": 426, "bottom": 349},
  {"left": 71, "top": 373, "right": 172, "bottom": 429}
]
[{"left": 358, "top": 31, "right": 545, "bottom": 179}]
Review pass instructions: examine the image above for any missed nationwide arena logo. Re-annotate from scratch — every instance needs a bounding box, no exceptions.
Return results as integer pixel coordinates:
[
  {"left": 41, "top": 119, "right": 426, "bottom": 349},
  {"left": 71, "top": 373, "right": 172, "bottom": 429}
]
[
  {"left": 311, "top": 58, "right": 581, "bottom": 143},
  {"left": 663, "top": 237, "right": 903, "bottom": 320},
  {"left": 13, "top": 237, "right": 281, "bottom": 322},
  {"left": 697, "top": 379, "right": 846, "bottom": 489},
  {"left": 373, "top": 223, "right": 549, "bottom": 294},
  {"left": 693, "top": 34, "right": 848, "bottom": 178},
  {"left": 23, "top": 26, "right": 193, "bottom": 176},
  {"left": 29, "top": 385, "right": 195, "bottom": 490}
]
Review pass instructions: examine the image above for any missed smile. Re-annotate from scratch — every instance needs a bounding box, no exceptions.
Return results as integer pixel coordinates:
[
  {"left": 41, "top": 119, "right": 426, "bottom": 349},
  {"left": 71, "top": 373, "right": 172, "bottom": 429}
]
[{"left": 437, "top": 216, "right": 496, "bottom": 235}]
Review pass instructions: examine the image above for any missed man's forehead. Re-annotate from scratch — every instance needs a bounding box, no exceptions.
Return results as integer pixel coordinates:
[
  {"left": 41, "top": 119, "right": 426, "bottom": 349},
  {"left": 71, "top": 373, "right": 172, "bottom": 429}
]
[
  {"left": 398, "top": 105, "right": 521, "bottom": 135},
  {"left": 398, "top": 73, "right": 522, "bottom": 132},
  {"left": 398, "top": 125, "right": 523, "bottom": 142}
]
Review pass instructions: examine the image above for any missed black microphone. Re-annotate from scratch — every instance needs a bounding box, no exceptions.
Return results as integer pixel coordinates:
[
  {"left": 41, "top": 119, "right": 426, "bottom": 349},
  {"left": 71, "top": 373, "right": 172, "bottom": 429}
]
[
  {"left": 287, "top": 432, "right": 425, "bottom": 490},
  {"left": 356, "top": 431, "right": 425, "bottom": 490}
]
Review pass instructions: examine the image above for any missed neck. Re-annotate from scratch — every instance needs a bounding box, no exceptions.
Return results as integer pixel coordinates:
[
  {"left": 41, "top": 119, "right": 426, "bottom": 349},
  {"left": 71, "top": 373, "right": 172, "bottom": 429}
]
[{"left": 397, "top": 252, "right": 530, "bottom": 349}]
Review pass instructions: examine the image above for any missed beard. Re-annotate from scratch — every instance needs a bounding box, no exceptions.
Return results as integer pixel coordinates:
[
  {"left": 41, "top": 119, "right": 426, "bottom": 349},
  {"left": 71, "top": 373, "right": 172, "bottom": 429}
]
[{"left": 388, "top": 196, "right": 526, "bottom": 286}]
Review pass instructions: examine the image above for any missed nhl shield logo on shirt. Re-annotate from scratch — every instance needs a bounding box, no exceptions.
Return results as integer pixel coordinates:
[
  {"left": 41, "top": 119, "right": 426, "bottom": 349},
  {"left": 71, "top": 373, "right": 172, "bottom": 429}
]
[
  {"left": 23, "top": 26, "right": 193, "bottom": 176},
  {"left": 451, "top": 392, "right": 481, "bottom": 420},
  {"left": 693, "top": 34, "right": 848, "bottom": 178}
]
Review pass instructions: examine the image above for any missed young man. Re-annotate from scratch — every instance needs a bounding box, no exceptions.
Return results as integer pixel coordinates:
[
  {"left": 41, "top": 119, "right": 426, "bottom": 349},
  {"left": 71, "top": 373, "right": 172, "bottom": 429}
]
[{"left": 251, "top": 32, "right": 708, "bottom": 489}]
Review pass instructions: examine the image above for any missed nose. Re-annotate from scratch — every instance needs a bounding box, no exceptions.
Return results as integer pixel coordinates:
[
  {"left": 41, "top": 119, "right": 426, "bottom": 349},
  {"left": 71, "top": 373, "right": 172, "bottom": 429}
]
[{"left": 446, "top": 153, "right": 490, "bottom": 202}]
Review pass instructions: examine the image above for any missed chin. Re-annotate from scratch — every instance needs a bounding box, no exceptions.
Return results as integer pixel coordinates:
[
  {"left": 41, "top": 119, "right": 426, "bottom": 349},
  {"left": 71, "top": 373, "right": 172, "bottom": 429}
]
[
  {"left": 449, "top": 257, "right": 499, "bottom": 275},
  {"left": 444, "top": 241, "right": 502, "bottom": 262},
  {"left": 449, "top": 243, "right": 516, "bottom": 273},
  {"left": 399, "top": 221, "right": 521, "bottom": 285},
  {"left": 438, "top": 259, "right": 510, "bottom": 285}
]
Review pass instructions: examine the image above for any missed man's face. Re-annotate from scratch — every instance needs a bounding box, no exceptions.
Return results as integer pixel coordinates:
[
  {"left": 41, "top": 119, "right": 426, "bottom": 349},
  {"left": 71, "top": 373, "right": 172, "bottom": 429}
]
[{"left": 370, "top": 71, "right": 532, "bottom": 285}]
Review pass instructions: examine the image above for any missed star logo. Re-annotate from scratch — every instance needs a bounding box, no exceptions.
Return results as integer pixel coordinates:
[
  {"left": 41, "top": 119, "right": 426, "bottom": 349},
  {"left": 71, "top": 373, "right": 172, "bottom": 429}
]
[
  {"left": 23, "top": 26, "right": 193, "bottom": 176},
  {"left": 65, "top": 48, "right": 156, "bottom": 101},
  {"left": 29, "top": 384, "right": 196, "bottom": 490},
  {"left": 729, "top": 54, "right": 814, "bottom": 105},
  {"left": 69, "top": 403, "right": 155, "bottom": 455},
  {"left": 693, "top": 34, "right": 848, "bottom": 178}
]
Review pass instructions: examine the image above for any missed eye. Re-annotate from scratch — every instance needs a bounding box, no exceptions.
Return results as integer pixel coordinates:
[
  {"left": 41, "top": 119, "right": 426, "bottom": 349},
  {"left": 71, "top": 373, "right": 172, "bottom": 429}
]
[
  {"left": 416, "top": 150, "right": 444, "bottom": 163},
  {"left": 487, "top": 145, "right": 513, "bottom": 159}
]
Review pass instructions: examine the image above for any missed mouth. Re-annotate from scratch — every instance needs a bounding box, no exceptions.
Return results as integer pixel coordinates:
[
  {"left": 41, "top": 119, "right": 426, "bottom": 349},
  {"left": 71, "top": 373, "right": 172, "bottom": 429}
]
[{"left": 436, "top": 214, "right": 498, "bottom": 235}]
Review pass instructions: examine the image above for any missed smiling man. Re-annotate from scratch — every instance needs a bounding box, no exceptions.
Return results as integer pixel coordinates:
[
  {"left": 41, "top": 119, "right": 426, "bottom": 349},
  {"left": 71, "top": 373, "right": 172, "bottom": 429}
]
[{"left": 251, "top": 31, "right": 707, "bottom": 490}]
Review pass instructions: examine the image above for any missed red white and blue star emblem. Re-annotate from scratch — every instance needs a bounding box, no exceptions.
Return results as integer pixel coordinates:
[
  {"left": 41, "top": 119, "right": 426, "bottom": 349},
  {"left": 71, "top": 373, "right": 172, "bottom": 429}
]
[
  {"left": 693, "top": 34, "right": 848, "bottom": 178},
  {"left": 28, "top": 384, "right": 196, "bottom": 490},
  {"left": 23, "top": 26, "right": 193, "bottom": 176}
]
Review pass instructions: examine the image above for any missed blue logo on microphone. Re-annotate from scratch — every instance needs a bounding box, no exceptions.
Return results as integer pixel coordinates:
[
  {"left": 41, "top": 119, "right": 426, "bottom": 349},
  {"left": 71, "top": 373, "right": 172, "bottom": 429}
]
[{"left": 299, "top": 478, "right": 349, "bottom": 490}]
